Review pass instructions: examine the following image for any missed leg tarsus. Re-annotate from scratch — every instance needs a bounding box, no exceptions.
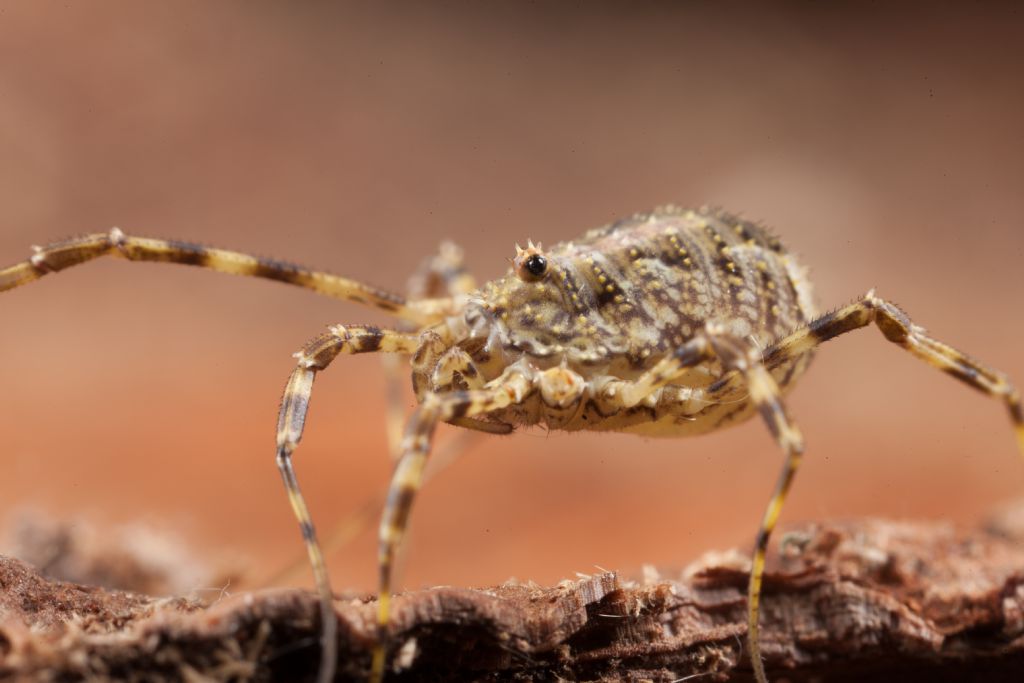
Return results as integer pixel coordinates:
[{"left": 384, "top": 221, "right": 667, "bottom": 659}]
[{"left": 276, "top": 446, "right": 337, "bottom": 683}]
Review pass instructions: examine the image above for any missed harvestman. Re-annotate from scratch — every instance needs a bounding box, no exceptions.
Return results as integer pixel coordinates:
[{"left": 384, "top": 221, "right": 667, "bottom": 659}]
[{"left": 2, "top": 207, "right": 1021, "bottom": 683}]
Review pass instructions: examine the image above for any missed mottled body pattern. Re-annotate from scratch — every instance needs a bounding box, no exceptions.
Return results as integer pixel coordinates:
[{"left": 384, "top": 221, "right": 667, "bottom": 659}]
[
  {"left": 469, "top": 208, "right": 817, "bottom": 436},
  {"left": 2, "top": 207, "right": 1022, "bottom": 683}
]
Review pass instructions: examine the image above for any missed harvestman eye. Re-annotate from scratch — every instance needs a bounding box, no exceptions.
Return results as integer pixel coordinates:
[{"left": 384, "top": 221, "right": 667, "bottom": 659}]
[
  {"left": 524, "top": 254, "right": 547, "bottom": 278},
  {"left": 514, "top": 242, "right": 548, "bottom": 282}
]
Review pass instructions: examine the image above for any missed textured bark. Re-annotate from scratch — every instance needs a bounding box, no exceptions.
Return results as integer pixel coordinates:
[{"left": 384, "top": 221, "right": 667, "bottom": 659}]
[{"left": 2, "top": 503, "right": 1024, "bottom": 681}]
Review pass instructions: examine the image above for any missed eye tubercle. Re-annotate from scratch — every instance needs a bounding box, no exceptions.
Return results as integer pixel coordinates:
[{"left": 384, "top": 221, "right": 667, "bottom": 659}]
[{"left": 513, "top": 241, "right": 548, "bottom": 282}]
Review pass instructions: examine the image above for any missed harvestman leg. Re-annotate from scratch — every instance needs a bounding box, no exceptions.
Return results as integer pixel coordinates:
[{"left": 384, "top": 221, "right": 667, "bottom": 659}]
[
  {"left": 0, "top": 228, "right": 453, "bottom": 323},
  {"left": 0, "top": 229, "right": 462, "bottom": 682},
  {"left": 384, "top": 240, "right": 478, "bottom": 455},
  {"left": 596, "top": 327, "right": 802, "bottom": 683},
  {"left": 761, "top": 291, "right": 1024, "bottom": 451},
  {"left": 694, "top": 292, "right": 1023, "bottom": 683},
  {"left": 275, "top": 240, "right": 486, "bottom": 585},
  {"left": 270, "top": 352, "right": 498, "bottom": 589},
  {"left": 265, "top": 244, "right": 491, "bottom": 587},
  {"left": 370, "top": 371, "right": 533, "bottom": 682},
  {"left": 277, "top": 325, "right": 423, "bottom": 683}
]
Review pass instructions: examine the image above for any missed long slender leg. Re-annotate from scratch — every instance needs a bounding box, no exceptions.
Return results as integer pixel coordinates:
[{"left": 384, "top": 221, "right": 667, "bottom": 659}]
[
  {"left": 276, "top": 324, "right": 422, "bottom": 683},
  {"left": 693, "top": 293, "right": 1022, "bottom": 682},
  {"left": 381, "top": 353, "right": 411, "bottom": 460},
  {"left": 705, "top": 335, "right": 804, "bottom": 683},
  {"left": 269, "top": 243, "right": 487, "bottom": 586},
  {"left": 760, "top": 291, "right": 1024, "bottom": 453},
  {"left": 596, "top": 328, "right": 803, "bottom": 683},
  {"left": 370, "top": 371, "right": 534, "bottom": 682},
  {"left": 0, "top": 228, "right": 452, "bottom": 323},
  {"left": 405, "top": 240, "right": 477, "bottom": 305},
  {"left": 262, "top": 428, "right": 485, "bottom": 587},
  {"left": 385, "top": 242, "right": 485, "bottom": 450}
]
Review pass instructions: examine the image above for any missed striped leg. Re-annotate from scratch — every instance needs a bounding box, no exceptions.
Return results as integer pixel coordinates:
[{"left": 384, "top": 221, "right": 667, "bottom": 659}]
[
  {"left": 761, "top": 291, "right": 1024, "bottom": 454},
  {"left": 0, "top": 228, "right": 449, "bottom": 324},
  {"left": 430, "top": 347, "right": 511, "bottom": 435},
  {"left": 406, "top": 240, "right": 477, "bottom": 306},
  {"left": 431, "top": 346, "right": 485, "bottom": 392},
  {"left": 383, "top": 240, "right": 479, "bottom": 456},
  {"left": 607, "top": 335, "right": 715, "bottom": 408},
  {"left": 370, "top": 371, "right": 533, "bottom": 682},
  {"left": 706, "top": 335, "right": 804, "bottom": 683},
  {"left": 276, "top": 325, "right": 421, "bottom": 683},
  {"left": 267, "top": 242, "right": 480, "bottom": 588},
  {"left": 598, "top": 328, "right": 803, "bottom": 683},
  {"left": 263, "top": 428, "right": 486, "bottom": 587}
]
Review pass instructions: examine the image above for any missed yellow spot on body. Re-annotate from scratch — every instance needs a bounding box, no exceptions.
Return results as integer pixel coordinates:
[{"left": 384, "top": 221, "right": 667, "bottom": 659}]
[
  {"left": 605, "top": 284, "right": 614, "bottom": 293},
  {"left": 598, "top": 274, "right": 607, "bottom": 284}
]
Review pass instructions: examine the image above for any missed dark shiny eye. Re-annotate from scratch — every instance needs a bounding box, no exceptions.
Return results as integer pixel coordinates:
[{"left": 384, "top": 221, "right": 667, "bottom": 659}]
[
  {"left": 524, "top": 254, "right": 547, "bottom": 278},
  {"left": 513, "top": 244, "right": 549, "bottom": 282}
]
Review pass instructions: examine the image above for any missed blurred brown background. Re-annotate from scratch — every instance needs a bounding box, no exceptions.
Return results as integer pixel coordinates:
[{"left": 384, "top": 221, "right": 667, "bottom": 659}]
[{"left": 1, "top": 2, "right": 1022, "bottom": 595}]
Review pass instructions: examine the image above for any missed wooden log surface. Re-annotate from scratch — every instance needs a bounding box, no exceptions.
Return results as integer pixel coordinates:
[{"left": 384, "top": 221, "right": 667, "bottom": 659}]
[{"left": 2, "top": 502, "right": 1024, "bottom": 681}]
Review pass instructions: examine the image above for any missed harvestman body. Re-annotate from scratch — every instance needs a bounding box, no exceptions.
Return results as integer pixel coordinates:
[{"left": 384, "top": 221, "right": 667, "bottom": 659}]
[{"left": 2, "top": 207, "right": 1022, "bottom": 683}]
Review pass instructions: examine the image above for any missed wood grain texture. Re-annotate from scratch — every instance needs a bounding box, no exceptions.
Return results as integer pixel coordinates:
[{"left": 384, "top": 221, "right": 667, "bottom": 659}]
[{"left": 4, "top": 502, "right": 1024, "bottom": 681}]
